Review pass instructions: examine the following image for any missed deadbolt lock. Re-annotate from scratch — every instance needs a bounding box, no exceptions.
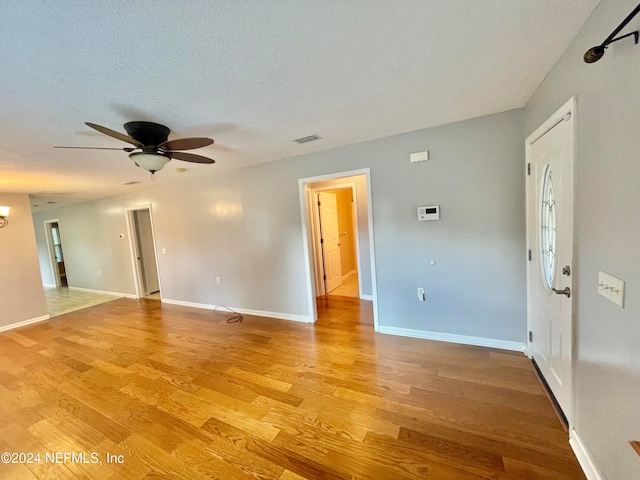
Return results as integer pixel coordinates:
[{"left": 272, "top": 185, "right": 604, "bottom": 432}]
[{"left": 562, "top": 266, "right": 571, "bottom": 276}]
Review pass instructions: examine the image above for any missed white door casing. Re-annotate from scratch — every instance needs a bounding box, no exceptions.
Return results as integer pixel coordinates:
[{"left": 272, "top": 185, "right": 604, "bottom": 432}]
[
  {"left": 126, "top": 206, "right": 161, "bottom": 299},
  {"left": 135, "top": 210, "right": 160, "bottom": 295},
  {"left": 318, "top": 192, "right": 343, "bottom": 293},
  {"left": 526, "top": 97, "right": 575, "bottom": 423},
  {"left": 298, "top": 168, "right": 379, "bottom": 329}
]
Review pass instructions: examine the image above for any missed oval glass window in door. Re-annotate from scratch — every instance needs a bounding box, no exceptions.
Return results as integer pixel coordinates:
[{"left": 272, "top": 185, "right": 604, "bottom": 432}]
[{"left": 540, "top": 164, "right": 556, "bottom": 289}]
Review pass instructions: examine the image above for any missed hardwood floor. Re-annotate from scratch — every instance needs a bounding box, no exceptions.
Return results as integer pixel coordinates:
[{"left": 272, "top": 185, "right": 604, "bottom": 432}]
[
  {"left": 326, "top": 274, "right": 359, "bottom": 298},
  {"left": 0, "top": 296, "right": 585, "bottom": 479}
]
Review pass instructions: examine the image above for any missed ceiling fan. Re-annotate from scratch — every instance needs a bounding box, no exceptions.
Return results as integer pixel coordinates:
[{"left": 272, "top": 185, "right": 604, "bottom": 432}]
[{"left": 55, "top": 121, "right": 215, "bottom": 174}]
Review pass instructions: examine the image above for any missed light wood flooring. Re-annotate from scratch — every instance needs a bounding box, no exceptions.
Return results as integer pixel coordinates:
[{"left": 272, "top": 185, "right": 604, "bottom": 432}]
[
  {"left": 326, "top": 273, "right": 359, "bottom": 298},
  {"left": 0, "top": 296, "right": 585, "bottom": 479}
]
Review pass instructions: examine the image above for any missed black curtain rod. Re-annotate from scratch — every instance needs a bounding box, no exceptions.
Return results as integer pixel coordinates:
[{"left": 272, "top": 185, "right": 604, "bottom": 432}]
[{"left": 584, "top": 4, "right": 640, "bottom": 63}]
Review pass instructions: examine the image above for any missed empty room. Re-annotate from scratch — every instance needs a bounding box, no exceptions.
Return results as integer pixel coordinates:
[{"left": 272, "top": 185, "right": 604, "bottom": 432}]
[{"left": 1, "top": 1, "right": 638, "bottom": 479}]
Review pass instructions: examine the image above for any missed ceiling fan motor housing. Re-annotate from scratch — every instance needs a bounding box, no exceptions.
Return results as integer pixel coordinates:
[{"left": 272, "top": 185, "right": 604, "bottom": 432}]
[{"left": 123, "top": 121, "right": 170, "bottom": 147}]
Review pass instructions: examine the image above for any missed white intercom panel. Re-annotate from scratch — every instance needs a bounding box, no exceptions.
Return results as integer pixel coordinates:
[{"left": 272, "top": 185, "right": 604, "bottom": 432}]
[{"left": 417, "top": 205, "right": 440, "bottom": 221}]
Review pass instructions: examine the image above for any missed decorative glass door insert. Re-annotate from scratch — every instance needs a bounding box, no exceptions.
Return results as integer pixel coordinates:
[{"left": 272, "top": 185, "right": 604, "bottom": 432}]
[{"left": 540, "top": 164, "right": 556, "bottom": 289}]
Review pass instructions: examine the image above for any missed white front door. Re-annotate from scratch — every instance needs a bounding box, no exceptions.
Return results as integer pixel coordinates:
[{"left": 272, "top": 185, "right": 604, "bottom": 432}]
[
  {"left": 318, "top": 192, "right": 342, "bottom": 293},
  {"left": 526, "top": 98, "right": 575, "bottom": 422}
]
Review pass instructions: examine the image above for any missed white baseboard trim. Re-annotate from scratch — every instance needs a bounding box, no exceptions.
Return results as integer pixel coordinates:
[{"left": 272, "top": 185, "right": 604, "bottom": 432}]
[
  {"left": 68, "top": 287, "right": 136, "bottom": 299},
  {"left": 360, "top": 294, "right": 373, "bottom": 301},
  {"left": 43, "top": 283, "right": 56, "bottom": 288},
  {"left": 378, "top": 326, "right": 525, "bottom": 352},
  {"left": 569, "top": 429, "right": 603, "bottom": 480},
  {"left": 161, "top": 298, "right": 312, "bottom": 323},
  {"left": 0, "top": 314, "right": 50, "bottom": 333}
]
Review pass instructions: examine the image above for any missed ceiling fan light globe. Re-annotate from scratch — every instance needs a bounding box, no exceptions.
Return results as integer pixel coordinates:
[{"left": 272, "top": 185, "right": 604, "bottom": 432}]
[{"left": 129, "top": 152, "right": 171, "bottom": 173}]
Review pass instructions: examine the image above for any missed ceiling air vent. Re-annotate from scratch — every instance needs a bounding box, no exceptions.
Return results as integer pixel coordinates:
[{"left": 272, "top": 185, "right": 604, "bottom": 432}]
[
  {"left": 293, "top": 134, "right": 321, "bottom": 144},
  {"left": 122, "top": 181, "right": 141, "bottom": 186}
]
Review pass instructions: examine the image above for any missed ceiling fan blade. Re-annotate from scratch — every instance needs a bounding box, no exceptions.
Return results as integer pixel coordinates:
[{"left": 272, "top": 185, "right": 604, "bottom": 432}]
[
  {"left": 158, "top": 137, "right": 214, "bottom": 151},
  {"left": 54, "top": 146, "right": 138, "bottom": 152},
  {"left": 166, "top": 151, "right": 215, "bottom": 164},
  {"left": 85, "top": 122, "right": 143, "bottom": 147}
]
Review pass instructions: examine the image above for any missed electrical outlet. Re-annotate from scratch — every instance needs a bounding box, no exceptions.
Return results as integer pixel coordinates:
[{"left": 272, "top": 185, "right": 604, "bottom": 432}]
[
  {"left": 598, "top": 271, "right": 625, "bottom": 308},
  {"left": 417, "top": 287, "right": 425, "bottom": 301},
  {"left": 97, "top": 270, "right": 101, "bottom": 276}
]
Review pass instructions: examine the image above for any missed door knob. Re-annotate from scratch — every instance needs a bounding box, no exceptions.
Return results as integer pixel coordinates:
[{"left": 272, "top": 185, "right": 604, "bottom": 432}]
[{"left": 552, "top": 287, "right": 571, "bottom": 298}]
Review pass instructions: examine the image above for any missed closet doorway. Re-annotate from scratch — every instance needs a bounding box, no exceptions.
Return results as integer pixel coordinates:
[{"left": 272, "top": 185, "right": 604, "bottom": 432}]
[
  {"left": 44, "top": 220, "right": 67, "bottom": 287},
  {"left": 127, "top": 207, "right": 161, "bottom": 299}
]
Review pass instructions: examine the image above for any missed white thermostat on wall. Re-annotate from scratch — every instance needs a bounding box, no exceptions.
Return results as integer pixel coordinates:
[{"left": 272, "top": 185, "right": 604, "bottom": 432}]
[{"left": 417, "top": 205, "right": 440, "bottom": 221}]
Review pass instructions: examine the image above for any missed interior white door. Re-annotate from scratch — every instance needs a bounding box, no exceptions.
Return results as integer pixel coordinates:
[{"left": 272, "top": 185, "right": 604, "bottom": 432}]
[
  {"left": 318, "top": 192, "right": 343, "bottom": 293},
  {"left": 526, "top": 100, "right": 574, "bottom": 422},
  {"left": 135, "top": 210, "right": 160, "bottom": 295}
]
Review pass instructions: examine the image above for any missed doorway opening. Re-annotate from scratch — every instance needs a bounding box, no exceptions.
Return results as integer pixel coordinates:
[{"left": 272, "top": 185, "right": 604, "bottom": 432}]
[
  {"left": 299, "top": 168, "right": 379, "bottom": 330},
  {"left": 126, "top": 206, "right": 161, "bottom": 299},
  {"left": 310, "top": 186, "right": 360, "bottom": 298},
  {"left": 44, "top": 220, "right": 67, "bottom": 287}
]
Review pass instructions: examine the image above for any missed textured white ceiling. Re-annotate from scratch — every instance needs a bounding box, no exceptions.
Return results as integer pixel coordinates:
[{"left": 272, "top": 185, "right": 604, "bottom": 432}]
[{"left": 0, "top": 1, "right": 599, "bottom": 210}]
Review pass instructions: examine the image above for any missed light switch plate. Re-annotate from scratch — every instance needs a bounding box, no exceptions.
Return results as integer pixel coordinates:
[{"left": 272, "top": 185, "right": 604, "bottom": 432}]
[{"left": 598, "top": 271, "right": 625, "bottom": 308}]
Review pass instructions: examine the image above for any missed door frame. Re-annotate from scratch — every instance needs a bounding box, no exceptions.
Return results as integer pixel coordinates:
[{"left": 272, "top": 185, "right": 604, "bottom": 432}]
[
  {"left": 125, "top": 205, "right": 162, "bottom": 299},
  {"left": 525, "top": 96, "right": 577, "bottom": 425},
  {"left": 43, "top": 219, "right": 63, "bottom": 288},
  {"left": 309, "top": 182, "right": 362, "bottom": 297},
  {"left": 298, "top": 168, "right": 379, "bottom": 331}
]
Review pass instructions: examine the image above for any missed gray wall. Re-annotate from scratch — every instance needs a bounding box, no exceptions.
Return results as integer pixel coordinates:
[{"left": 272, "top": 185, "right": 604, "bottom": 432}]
[
  {"left": 369, "top": 111, "right": 525, "bottom": 340},
  {"left": 34, "top": 199, "right": 137, "bottom": 294},
  {"left": 0, "top": 193, "right": 48, "bottom": 327},
  {"left": 33, "top": 108, "right": 526, "bottom": 342},
  {"left": 524, "top": 0, "right": 640, "bottom": 478}
]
